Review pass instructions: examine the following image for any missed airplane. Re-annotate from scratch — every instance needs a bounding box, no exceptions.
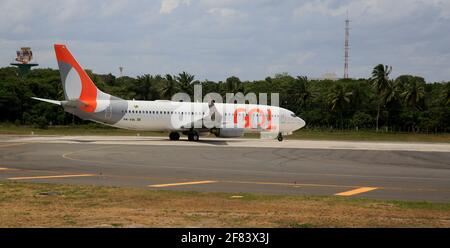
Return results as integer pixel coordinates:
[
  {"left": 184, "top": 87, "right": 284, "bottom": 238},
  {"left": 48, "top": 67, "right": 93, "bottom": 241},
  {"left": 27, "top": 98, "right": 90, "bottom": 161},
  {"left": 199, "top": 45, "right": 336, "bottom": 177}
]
[{"left": 32, "top": 44, "right": 306, "bottom": 142}]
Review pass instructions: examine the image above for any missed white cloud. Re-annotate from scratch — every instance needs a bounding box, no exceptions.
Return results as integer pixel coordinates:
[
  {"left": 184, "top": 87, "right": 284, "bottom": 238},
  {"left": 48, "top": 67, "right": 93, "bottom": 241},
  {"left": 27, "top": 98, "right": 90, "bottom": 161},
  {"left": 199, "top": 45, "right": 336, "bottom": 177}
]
[
  {"left": 99, "top": 0, "right": 129, "bottom": 18},
  {"left": 207, "top": 8, "right": 239, "bottom": 18},
  {"left": 13, "top": 24, "right": 32, "bottom": 34},
  {"left": 159, "top": 0, "right": 191, "bottom": 14},
  {"left": 293, "top": 0, "right": 450, "bottom": 22},
  {"left": 1, "top": 0, "right": 450, "bottom": 81},
  {"left": 52, "top": 0, "right": 91, "bottom": 22},
  {"left": 296, "top": 51, "right": 315, "bottom": 65},
  {"left": 294, "top": 1, "right": 344, "bottom": 18}
]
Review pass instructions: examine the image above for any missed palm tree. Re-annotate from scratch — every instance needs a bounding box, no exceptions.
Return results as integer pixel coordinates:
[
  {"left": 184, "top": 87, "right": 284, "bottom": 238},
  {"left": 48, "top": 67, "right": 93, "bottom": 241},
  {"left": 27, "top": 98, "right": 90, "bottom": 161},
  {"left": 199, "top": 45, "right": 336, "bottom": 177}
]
[
  {"left": 225, "top": 76, "right": 242, "bottom": 93},
  {"left": 327, "top": 84, "right": 352, "bottom": 130},
  {"left": 400, "top": 78, "right": 426, "bottom": 132},
  {"left": 383, "top": 80, "right": 402, "bottom": 107},
  {"left": 347, "top": 82, "right": 368, "bottom": 111},
  {"left": 381, "top": 80, "right": 403, "bottom": 129},
  {"left": 370, "top": 64, "right": 392, "bottom": 131},
  {"left": 162, "top": 74, "right": 178, "bottom": 100},
  {"left": 442, "top": 82, "right": 450, "bottom": 106},
  {"left": 402, "top": 77, "right": 425, "bottom": 110},
  {"left": 289, "top": 76, "right": 312, "bottom": 113},
  {"left": 135, "top": 74, "right": 159, "bottom": 100},
  {"left": 176, "top": 71, "right": 195, "bottom": 97}
]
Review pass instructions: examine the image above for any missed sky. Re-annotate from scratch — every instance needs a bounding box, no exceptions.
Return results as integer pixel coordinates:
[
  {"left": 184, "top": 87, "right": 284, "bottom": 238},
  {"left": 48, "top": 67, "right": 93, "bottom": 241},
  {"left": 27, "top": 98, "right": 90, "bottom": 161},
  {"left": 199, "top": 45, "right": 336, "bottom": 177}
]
[{"left": 1, "top": 0, "right": 450, "bottom": 82}]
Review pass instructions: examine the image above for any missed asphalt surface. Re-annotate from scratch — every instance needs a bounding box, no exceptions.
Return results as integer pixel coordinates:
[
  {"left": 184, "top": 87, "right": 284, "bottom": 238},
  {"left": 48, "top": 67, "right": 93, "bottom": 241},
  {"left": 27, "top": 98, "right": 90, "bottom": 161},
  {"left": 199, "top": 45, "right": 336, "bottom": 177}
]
[{"left": 0, "top": 135, "right": 449, "bottom": 202}]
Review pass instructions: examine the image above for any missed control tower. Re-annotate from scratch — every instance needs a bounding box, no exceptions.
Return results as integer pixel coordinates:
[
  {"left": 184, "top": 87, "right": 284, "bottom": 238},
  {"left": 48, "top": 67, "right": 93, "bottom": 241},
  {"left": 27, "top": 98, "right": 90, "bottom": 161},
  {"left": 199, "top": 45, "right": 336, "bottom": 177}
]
[{"left": 10, "top": 47, "right": 39, "bottom": 76}]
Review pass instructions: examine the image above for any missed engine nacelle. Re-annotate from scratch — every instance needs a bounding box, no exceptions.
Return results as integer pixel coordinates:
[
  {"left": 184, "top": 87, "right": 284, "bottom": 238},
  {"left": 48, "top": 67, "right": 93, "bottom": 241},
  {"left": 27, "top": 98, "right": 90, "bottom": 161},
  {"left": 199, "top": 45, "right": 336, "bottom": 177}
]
[{"left": 211, "top": 128, "right": 245, "bottom": 138}]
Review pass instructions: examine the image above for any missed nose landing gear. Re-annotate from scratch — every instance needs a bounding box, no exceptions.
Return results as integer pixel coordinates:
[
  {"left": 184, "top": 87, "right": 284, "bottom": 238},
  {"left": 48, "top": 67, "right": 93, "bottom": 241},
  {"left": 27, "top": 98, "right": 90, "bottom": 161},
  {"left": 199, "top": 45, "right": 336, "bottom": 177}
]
[{"left": 277, "top": 133, "right": 284, "bottom": 142}]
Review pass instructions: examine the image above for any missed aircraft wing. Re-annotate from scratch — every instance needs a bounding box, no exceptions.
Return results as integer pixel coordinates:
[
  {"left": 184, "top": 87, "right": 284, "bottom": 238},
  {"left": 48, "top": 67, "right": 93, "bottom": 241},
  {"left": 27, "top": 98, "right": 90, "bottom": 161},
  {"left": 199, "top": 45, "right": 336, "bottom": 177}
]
[{"left": 176, "top": 101, "right": 223, "bottom": 130}]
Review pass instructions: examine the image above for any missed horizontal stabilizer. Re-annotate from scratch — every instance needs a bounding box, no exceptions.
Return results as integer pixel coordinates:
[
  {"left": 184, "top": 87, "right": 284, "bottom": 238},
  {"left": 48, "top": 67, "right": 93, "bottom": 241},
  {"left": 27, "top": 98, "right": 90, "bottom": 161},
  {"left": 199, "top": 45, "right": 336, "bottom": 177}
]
[
  {"left": 31, "top": 97, "right": 62, "bottom": 106},
  {"left": 62, "top": 99, "right": 90, "bottom": 108}
]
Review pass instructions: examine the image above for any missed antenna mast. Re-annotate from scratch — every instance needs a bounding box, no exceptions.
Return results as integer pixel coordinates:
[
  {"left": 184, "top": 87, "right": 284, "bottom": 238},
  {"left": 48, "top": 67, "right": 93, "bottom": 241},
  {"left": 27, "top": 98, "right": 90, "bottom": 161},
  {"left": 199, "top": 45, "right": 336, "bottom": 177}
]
[{"left": 344, "top": 11, "right": 350, "bottom": 79}]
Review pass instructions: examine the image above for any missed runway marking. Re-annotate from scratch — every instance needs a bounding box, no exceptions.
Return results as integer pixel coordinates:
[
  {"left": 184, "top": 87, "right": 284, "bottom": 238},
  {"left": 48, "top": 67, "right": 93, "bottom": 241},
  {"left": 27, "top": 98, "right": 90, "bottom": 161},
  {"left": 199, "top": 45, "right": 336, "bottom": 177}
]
[
  {"left": 7, "top": 174, "right": 96, "bottom": 180},
  {"left": 231, "top": 196, "right": 244, "bottom": 199},
  {"left": 61, "top": 150, "right": 449, "bottom": 182},
  {"left": 224, "top": 180, "right": 359, "bottom": 189},
  {"left": 0, "top": 143, "right": 25, "bottom": 148},
  {"left": 62, "top": 146, "right": 114, "bottom": 161},
  {"left": 149, "top": 180, "right": 217, "bottom": 188},
  {"left": 335, "top": 187, "right": 378, "bottom": 196}
]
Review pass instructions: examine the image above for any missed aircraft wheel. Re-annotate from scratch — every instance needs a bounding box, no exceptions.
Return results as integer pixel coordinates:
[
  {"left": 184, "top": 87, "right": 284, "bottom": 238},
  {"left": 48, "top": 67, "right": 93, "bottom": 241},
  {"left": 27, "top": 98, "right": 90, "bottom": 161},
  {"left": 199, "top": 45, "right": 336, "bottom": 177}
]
[
  {"left": 188, "top": 131, "right": 199, "bottom": 142},
  {"left": 277, "top": 134, "right": 284, "bottom": 142},
  {"left": 169, "top": 132, "right": 180, "bottom": 141}
]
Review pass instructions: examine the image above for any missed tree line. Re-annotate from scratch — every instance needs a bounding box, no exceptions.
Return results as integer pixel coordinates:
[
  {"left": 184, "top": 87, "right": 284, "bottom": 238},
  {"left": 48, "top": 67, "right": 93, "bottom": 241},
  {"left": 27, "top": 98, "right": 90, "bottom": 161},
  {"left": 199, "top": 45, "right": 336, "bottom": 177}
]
[{"left": 0, "top": 65, "right": 448, "bottom": 133}]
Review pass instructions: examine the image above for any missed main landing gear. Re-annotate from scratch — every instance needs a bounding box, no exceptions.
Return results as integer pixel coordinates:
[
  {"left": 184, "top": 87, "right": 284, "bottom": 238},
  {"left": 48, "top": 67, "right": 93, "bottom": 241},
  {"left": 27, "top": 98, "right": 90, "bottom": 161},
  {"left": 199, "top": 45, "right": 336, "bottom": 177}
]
[
  {"left": 187, "top": 131, "right": 200, "bottom": 142},
  {"left": 277, "top": 133, "right": 284, "bottom": 142},
  {"left": 171, "top": 130, "right": 200, "bottom": 141},
  {"left": 169, "top": 132, "right": 180, "bottom": 141}
]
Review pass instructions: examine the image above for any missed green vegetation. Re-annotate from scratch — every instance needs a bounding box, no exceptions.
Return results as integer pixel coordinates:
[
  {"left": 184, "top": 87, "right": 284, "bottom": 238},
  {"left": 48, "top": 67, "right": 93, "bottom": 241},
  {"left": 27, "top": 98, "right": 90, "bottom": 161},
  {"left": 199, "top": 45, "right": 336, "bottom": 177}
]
[
  {"left": 0, "top": 65, "right": 449, "bottom": 133},
  {"left": 0, "top": 181, "right": 449, "bottom": 227}
]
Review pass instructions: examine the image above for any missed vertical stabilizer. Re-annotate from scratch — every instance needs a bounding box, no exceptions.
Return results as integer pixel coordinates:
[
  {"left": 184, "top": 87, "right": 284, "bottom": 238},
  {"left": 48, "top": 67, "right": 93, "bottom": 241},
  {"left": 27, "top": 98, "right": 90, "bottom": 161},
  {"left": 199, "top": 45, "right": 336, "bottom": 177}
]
[{"left": 54, "top": 44, "right": 107, "bottom": 112}]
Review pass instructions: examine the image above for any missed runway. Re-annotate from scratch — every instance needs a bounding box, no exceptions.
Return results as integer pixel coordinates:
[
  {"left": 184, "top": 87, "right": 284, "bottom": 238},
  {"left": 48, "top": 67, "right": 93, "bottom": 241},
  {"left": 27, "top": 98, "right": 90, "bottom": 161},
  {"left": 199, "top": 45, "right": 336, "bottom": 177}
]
[{"left": 1, "top": 135, "right": 449, "bottom": 202}]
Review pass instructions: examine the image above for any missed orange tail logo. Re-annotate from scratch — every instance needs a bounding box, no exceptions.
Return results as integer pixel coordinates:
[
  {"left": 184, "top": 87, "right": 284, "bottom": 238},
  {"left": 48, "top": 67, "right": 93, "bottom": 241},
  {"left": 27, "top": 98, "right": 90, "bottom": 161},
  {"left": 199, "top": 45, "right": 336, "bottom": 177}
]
[{"left": 55, "top": 44, "right": 97, "bottom": 112}]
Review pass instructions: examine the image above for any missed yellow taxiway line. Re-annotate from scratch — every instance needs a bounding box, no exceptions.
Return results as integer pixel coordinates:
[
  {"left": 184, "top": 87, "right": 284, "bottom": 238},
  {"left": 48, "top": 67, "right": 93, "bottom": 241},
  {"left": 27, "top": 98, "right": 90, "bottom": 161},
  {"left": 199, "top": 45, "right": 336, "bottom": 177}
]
[
  {"left": 149, "top": 180, "right": 217, "bottom": 188},
  {"left": 224, "top": 180, "right": 359, "bottom": 189},
  {"left": 8, "top": 174, "right": 96, "bottom": 180},
  {"left": 335, "top": 187, "right": 378, "bottom": 196}
]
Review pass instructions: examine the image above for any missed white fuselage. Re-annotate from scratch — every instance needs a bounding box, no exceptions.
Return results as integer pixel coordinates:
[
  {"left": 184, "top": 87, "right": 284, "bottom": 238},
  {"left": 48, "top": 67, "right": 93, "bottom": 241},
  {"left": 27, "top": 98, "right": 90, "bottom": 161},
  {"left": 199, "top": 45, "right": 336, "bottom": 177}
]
[{"left": 111, "top": 100, "right": 305, "bottom": 135}]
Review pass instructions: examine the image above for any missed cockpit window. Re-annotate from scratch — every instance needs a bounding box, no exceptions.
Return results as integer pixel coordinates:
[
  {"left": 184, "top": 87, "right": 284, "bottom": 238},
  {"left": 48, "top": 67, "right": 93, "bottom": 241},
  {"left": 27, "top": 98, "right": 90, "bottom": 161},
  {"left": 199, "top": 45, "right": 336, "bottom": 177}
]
[{"left": 291, "top": 113, "right": 297, "bottom": 117}]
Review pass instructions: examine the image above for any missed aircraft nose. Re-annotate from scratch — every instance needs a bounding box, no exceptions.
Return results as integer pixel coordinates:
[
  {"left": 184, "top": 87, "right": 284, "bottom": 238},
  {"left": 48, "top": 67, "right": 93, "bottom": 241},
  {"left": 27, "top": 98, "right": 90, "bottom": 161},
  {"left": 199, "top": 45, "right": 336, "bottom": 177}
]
[{"left": 296, "top": 117, "right": 306, "bottom": 130}]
